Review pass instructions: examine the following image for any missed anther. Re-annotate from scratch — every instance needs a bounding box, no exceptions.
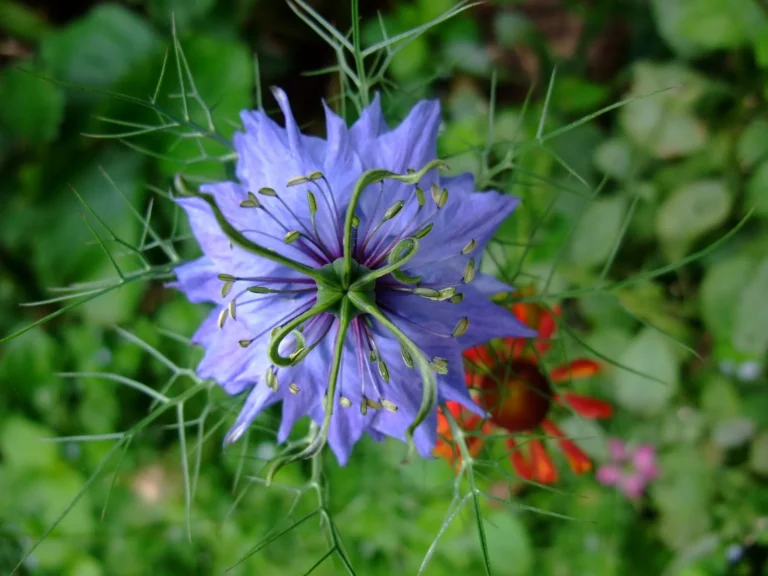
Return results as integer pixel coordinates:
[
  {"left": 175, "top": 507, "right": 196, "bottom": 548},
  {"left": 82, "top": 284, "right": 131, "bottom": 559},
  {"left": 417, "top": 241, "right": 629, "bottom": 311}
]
[
  {"left": 400, "top": 344, "right": 414, "bottom": 369},
  {"left": 381, "top": 399, "right": 398, "bottom": 413},
  {"left": 463, "top": 258, "right": 476, "bottom": 284},
  {"left": 287, "top": 176, "right": 308, "bottom": 187},
  {"left": 365, "top": 397, "right": 383, "bottom": 410},
  {"left": 217, "top": 307, "right": 229, "bottom": 329},
  {"left": 228, "top": 300, "right": 237, "bottom": 321},
  {"left": 352, "top": 215, "right": 360, "bottom": 228},
  {"left": 383, "top": 200, "right": 404, "bottom": 221},
  {"left": 413, "top": 287, "right": 441, "bottom": 298},
  {"left": 265, "top": 368, "right": 278, "bottom": 392},
  {"left": 247, "top": 286, "right": 276, "bottom": 294},
  {"left": 240, "top": 191, "right": 260, "bottom": 208},
  {"left": 449, "top": 293, "right": 465, "bottom": 304},
  {"left": 437, "top": 188, "right": 449, "bottom": 208},
  {"left": 284, "top": 230, "right": 300, "bottom": 244},
  {"left": 378, "top": 359, "right": 390, "bottom": 383},
  {"left": 438, "top": 287, "right": 456, "bottom": 300},
  {"left": 369, "top": 350, "right": 376, "bottom": 362},
  {"left": 430, "top": 183, "right": 441, "bottom": 204},
  {"left": 416, "top": 186, "right": 426, "bottom": 207},
  {"left": 414, "top": 223, "right": 433, "bottom": 239},
  {"left": 221, "top": 280, "right": 234, "bottom": 298},
  {"left": 289, "top": 382, "right": 300, "bottom": 395},
  {"left": 238, "top": 339, "right": 253, "bottom": 348},
  {"left": 307, "top": 190, "right": 317, "bottom": 216},
  {"left": 461, "top": 238, "right": 477, "bottom": 255},
  {"left": 258, "top": 187, "right": 278, "bottom": 197},
  {"left": 308, "top": 171, "right": 323, "bottom": 181},
  {"left": 430, "top": 357, "right": 449, "bottom": 375},
  {"left": 218, "top": 273, "right": 236, "bottom": 281},
  {"left": 451, "top": 317, "right": 469, "bottom": 337},
  {"left": 339, "top": 396, "right": 352, "bottom": 408}
]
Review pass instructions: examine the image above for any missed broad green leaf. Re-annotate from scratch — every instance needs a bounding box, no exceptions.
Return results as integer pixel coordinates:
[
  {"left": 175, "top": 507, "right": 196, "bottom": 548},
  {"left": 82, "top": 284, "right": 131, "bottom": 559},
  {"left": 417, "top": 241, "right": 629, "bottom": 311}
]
[
  {"left": 656, "top": 180, "right": 732, "bottom": 257},
  {"left": 619, "top": 62, "right": 707, "bottom": 158},
  {"left": 699, "top": 375, "right": 741, "bottom": 422},
  {"left": 733, "top": 256, "right": 768, "bottom": 356},
  {"left": 699, "top": 254, "right": 755, "bottom": 340},
  {"left": 0, "top": 61, "right": 65, "bottom": 144},
  {"left": 593, "top": 137, "right": 633, "bottom": 180},
  {"left": 711, "top": 417, "right": 755, "bottom": 448},
  {"left": 42, "top": 4, "right": 159, "bottom": 88},
  {"left": 614, "top": 327, "right": 680, "bottom": 415},
  {"left": 745, "top": 158, "right": 768, "bottom": 219},
  {"left": 569, "top": 197, "right": 627, "bottom": 268},
  {"left": 737, "top": 118, "right": 768, "bottom": 168}
]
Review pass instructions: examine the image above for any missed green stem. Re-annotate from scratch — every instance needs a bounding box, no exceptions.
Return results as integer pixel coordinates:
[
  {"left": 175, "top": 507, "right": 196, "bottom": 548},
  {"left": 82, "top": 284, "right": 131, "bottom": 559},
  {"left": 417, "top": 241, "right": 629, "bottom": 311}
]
[
  {"left": 341, "top": 160, "right": 446, "bottom": 287},
  {"left": 268, "top": 294, "right": 343, "bottom": 367},
  {"left": 266, "top": 298, "right": 352, "bottom": 485},
  {"left": 174, "top": 176, "right": 324, "bottom": 281},
  {"left": 347, "top": 291, "right": 436, "bottom": 464}
]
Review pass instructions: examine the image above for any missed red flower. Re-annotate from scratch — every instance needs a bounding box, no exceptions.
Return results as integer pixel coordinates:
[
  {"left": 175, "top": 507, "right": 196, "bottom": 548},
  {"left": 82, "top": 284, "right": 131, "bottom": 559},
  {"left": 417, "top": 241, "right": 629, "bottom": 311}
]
[{"left": 436, "top": 299, "right": 612, "bottom": 484}]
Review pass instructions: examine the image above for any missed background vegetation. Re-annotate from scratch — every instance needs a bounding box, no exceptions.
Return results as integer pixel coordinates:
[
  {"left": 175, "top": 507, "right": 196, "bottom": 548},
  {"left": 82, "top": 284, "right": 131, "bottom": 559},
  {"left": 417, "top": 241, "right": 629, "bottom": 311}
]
[{"left": 1, "top": 0, "right": 767, "bottom": 574}]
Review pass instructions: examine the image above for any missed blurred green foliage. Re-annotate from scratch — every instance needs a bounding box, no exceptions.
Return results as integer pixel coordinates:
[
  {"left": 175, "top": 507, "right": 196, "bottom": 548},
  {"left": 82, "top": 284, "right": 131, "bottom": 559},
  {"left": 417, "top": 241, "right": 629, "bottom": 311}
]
[{"left": 1, "top": 0, "right": 768, "bottom": 574}]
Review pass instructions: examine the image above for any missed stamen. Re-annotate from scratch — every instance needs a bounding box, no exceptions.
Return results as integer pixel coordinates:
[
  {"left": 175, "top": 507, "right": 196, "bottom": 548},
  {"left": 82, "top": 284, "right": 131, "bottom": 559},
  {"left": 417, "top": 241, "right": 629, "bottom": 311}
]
[
  {"left": 284, "top": 230, "right": 300, "bottom": 244},
  {"left": 383, "top": 200, "right": 404, "bottom": 221},
  {"left": 308, "top": 171, "right": 323, "bottom": 181},
  {"left": 400, "top": 344, "right": 414, "bottom": 369},
  {"left": 217, "top": 307, "right": 228, "bottom": 329},
  {"left": 289, "top": 382, "right": 300, "bottom": 394},
  {"left": 221, "top": 280, "right": 234, "bottom": 298},
  {"left": 437, "top": 188, "right": 449, "bottom": 208},
  {"left": 430, "top": 184, "right": 441, "bottom": 204},
  {"left": 265, "top": 368, "right": 278, "bottom": 392},
  {"left": 365, "top": 397, "right": 382, "bottom": 410},
  {"left": 414, "top": 223, "right": 433, "bottom": 239},
  {"left": 238, "top": 339, "right": 253, "bottom": 348},
  {"left": 430, "top": 357, "right": 449, "bottom": 375},
  {"left": 258, "top": 187, "right": 278, "bottom": 197},
  {"left": 412, "top": 287, "right": 441, "bottom": 298},
  {"left": 416, "top": 186, "right": 426, "bottom": 207},
  {"left": 239, "top": 191, "right": 260, "bottom": 208},
  {"left": 451, "top": 317, "right": 470, "bottom": 337},
  {"left": 340, "top": 396, "right": 352, "bottom": 407},
  {"left": 287, "top": 176, "right": 309, "bottom": 187},
  {"left": 463, "top": 258, "right": 476, "bottom": 283},
  {"left": 449, "top": 293, "right": 465, "bottom": 304},
  {"left": 228, "top": 300, "right": 237, "bottom": 320},
  {"left": 461, "top": 238, "right": 477, "bottom": 255},
  {"left": 378, "top": 359, "right": 390, "bottom": 383},
  {"left": 381, "top": 399, "right": 398, "bottom": 413}
]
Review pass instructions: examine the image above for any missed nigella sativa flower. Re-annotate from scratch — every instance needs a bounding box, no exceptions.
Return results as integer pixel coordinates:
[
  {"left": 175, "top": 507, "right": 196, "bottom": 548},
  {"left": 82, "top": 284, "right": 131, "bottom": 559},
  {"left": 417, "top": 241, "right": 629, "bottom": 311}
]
[{"left": 172, "top": 88, "right": 535, "bottom": 472}]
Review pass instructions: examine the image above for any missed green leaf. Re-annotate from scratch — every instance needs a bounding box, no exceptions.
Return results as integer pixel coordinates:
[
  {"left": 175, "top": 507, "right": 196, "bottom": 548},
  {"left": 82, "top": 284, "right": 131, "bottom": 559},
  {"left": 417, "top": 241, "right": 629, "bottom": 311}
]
[
  {"left": 700, "top": 375, "right": 742, "bottom": 422},
  {"left": 614, "top": 327, "right": 680, "bottom": 415},
  {"left": 737, "top": 118, "right": 768, "bottom": 168},
  {"left": 41, "top": 4, "right": 159, "bottom": 88},
  {"left": 711, "top": 417, "right": 755, "bottom": 448},
  {"left": 0, "top": 61, "right": 65, "bottom": 144},
  {"left": 492, "top": 12, "right": 532, "bottom": 48},
  {"left": 485, "top": 512, "right": 532, "bottom": 576},
  {"left": 656, "top": 180, "right": 732, "bottom": 257},
  {"left": 745, "top": 159, "right": 768, "bottom": 219},
  {"left": 619, "top": 62, "right": 707, "bottom": 158},
  {"left": 569, "top": 197, "right": 627, "bottom": 268},
  {"left": 0, "top": 417, "right": 58, "bottom": 471},
  {"left": 699, "top": 254, "right": 755, "bottom": 340},
  {"left": 146, "top": 0, "right": 216, "bottom": 29},
  {"left": 551, "top": 77, "right": 609, "bottom": 115},
  {"left": 749, "top": 431, "right": 768, "bottom": 476},
  {"left": 733, "top": 256, "right": 768, "bottom": 356},
  {"left": 593, "top": 137, "right": 634, "bottom": 180}
]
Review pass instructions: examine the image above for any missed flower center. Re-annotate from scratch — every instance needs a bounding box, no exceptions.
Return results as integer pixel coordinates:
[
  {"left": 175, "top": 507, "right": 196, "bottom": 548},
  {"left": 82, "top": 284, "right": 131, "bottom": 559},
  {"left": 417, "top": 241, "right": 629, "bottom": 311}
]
[{"left": 474, "top": 359, "right": 553, "bottom": 432}]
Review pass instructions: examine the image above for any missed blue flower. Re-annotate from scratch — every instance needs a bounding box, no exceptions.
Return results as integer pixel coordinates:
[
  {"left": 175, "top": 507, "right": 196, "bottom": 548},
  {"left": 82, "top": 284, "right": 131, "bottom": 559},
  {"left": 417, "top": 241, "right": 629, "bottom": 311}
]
[{"left": 172, "top": 88, "right": 535, "bottom": 468}]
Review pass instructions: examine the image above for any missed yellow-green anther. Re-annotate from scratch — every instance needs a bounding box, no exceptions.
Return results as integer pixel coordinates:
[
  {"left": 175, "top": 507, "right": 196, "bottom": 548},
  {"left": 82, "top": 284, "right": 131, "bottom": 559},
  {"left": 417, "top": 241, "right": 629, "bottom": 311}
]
[
  {"left": 360, "top": 401, "right": 367, "bottom": 415},
  {"left": 240, "top": 191, "right": 260, "bottom": 208},
  {"left": 287, "top": 176, "right": 308, "bottom": 187},
  {"left": 438, "top": 287, "right": 456, "bottom": 300},
  {"left": 414, "top": 223, "right": 433, "bottom": 239},
  {"left": 340, "top": 396, "right": 352, "bottom": 408},
  {"left": 437, "top": 188, "right": 448, "bottom": 208},
  {"left": 463, "top": 258, "right": 476, "bottom": 283},
  {"left": 289, "top": 382, "right": 300, "bottom": 395},
  {"left": 217, "top": 307, "right": 228, "bottom": 329},
  {"left": 407, "top": 167, "right": 416, "bottom": 174},
  {"left": 228, "top": 300, "right": 237, "bottom": 321},
  {"left": 284, "top": 230, "right": 300, "bottom": 244},
  {"left": 452, "top": 317, "right": 469, "bottom": 337},
  {"left": 308, "top": 171, "right": 323, "bottom": 181},
  {"left": 369, "top": 350, "right": 376, "bottom": 362},
  {"left": 352, "top": 215, "right": 360, "bottom": 228},
  {"left": 221, "top": 280, "right": 234, "bottom": 298},
  {"left": 416, "top": 186, "right": 426, "bottom": 207},
  {"left": 430, "top": 183, "right": 441, "bottom": 204},
  {"left": 218, "top": 273, "right": 237, "bottom": 281},
  {"left": 238, "top": 339, "right": 252, "bottom": 348},
  {"left": 378, "top": 359, "right": 390, "bottom": 382},
  {"left": 383, "top": 200, "right": 404, "bottom": 221},
  {"left": 382, "top": 399, "right": 398, "bottom": 413},
  {"left": 449, "top": 293, "right": 464, "bottom": 304},
  {"left": 430, "top": 357, "right": 449, "bottom": 375},
  {"left": 365, "top": 397, "right": 382, "bottom": 410},
  {"left": 413, "top": 287, "right": 440, "bottom": 298},
  {"left": 461, "top": 238, "right": 476, "bottom": 255},
  {"left": 248, "top": 286, "right": 275, "bottom": 294},
  {"left": 307, "top": 190, "right": 317, "bottom": 216},
  {"left": 401, "top": 344, "right": 414, "bottom": 369},
  {"left": 258, "top": 187, "right": 278, "bottom": 197},
  {"left": 266, "top": 369, "right": 278, "bottom": 391}
]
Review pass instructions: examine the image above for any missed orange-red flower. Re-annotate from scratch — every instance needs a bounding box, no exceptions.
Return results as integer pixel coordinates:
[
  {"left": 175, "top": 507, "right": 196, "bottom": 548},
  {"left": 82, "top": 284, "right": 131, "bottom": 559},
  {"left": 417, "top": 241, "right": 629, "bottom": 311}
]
[{"left": 436, "top": 299, "right": 612, "bottom": 484}]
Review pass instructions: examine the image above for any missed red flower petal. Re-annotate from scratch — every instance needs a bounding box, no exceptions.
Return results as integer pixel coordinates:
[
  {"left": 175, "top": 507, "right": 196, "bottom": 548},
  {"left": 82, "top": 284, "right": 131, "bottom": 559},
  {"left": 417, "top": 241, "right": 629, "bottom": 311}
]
[
  {"left": 529, "top": 438, "right": 558, "bottom": 484},
  {"left": 557, "top": 392, "right": 613, "bottom": 419},
  {"left": 505, "top": 437, "right": 533, "bottom": 480},
  {"left": 541, "top": 420, "right": 592, "bottom": 474},
  {"left": 549, "top": 359, "right": 601, "bottom": 383}
]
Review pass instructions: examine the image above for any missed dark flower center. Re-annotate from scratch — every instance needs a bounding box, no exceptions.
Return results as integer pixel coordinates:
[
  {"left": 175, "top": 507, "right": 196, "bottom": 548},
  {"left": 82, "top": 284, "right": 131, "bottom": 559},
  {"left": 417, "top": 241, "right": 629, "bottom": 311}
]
[{"left": 474, "top": 359, "right": 552, "bottom": 432}]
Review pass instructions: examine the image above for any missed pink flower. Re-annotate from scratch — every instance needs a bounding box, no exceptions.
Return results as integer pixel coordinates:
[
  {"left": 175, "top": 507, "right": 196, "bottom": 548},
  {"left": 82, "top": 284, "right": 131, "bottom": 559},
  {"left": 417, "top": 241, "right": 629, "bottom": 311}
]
[{"left": 596, "top": 438, "right": 658, "bottom": 500}]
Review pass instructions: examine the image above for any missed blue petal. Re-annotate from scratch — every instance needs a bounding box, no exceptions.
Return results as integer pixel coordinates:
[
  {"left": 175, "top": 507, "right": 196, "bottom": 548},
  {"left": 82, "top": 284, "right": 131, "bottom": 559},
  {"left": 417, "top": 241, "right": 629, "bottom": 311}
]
[{"left": 170, "top": 256, "right": 220, "bottom": 304}]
